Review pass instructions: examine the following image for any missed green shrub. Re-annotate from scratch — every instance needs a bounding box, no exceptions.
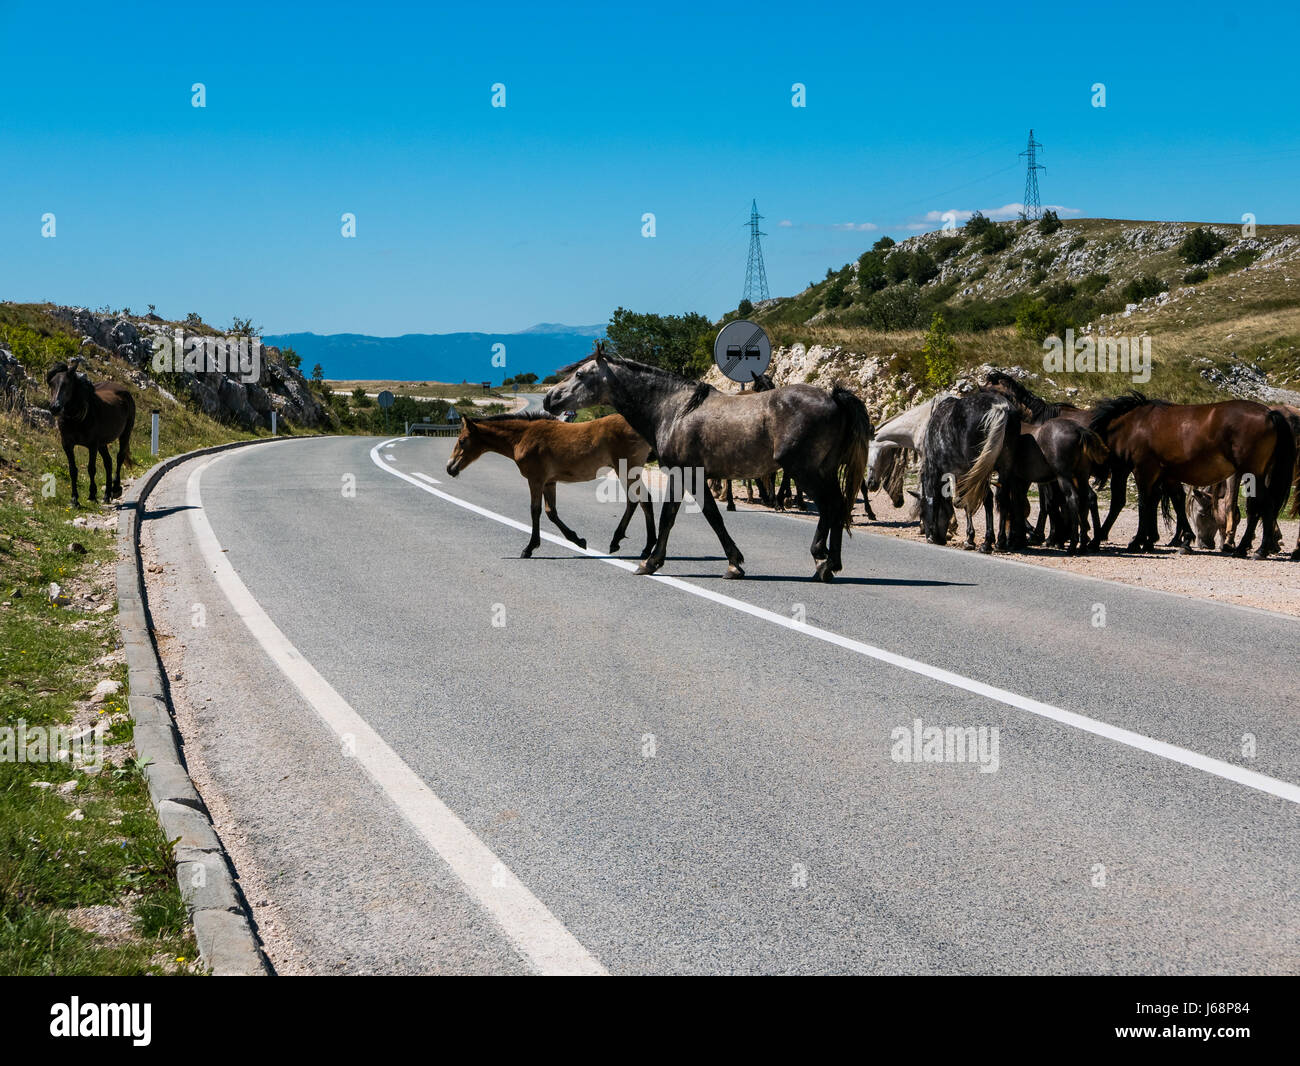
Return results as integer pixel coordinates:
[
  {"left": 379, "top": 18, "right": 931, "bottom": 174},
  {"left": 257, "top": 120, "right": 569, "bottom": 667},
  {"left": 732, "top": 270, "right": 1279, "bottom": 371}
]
[
  {"left": 858, "top": 250, "right": 888, "bottom": 292},
  {"left": 908, "top": 251, "right": 940, "bottom": 285},
  {"left": 1213, "top": 249, "right": 1260, "bottom": 275},
  {"left": 1015, "top": 298, "right": 1055, "bottom": 343},
  {"left": 1183, "top": 267, "right": 1209, "bottom": 285},
  {"left": 979, "top": 224, "right": 1012, "bottom": 255},
  {"left": 872, "top": 235, "right": 895, "bottom": 252},
  {"left": 1121, "top": 275, "right": 1167, "bottom": 304},
  {"left": 920, "top": 312, "right": 960, "bottom": 388},
  {"left": 1037, "top": 210, "right": 1062, "bottom": 235},
  {"left": 1177, "top": 226, "right": 1228, "bottom": 265},
  {"left": 1078, "top": 273, "right": 1110, "bottom": 296},
  {"left": 886, "top": 250, "right": 913, "bottom": 284},
  {"left": 932, "top": 236, "right": 964, "bottom": 262}
]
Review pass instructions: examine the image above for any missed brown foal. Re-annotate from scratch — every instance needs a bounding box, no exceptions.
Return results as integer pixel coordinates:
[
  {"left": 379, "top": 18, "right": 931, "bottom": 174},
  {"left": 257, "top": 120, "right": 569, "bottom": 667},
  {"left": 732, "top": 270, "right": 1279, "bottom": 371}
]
[{"left": 445, "top": 412, "right": 656, "bottom": 558}]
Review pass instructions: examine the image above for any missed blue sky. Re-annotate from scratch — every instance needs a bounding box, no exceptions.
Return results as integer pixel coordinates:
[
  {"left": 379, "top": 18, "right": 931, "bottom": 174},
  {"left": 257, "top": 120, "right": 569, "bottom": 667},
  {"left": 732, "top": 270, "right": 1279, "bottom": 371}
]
[{"left": 2, "top": 0, "right": 1297, "bottom": 336}]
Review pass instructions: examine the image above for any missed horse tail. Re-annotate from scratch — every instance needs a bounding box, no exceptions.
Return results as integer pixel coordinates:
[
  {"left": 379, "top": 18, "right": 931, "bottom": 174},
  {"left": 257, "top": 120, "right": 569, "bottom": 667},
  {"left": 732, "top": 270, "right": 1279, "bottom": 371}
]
[
  {"left": 831, "top": 386, "right": 873, "bottom": 533},
  {"left": 955, "top": 402, "right": 1009, "bottom": 513},
  {"left": 1264, "top": 408, "right": 1295, "bottom": 519}
]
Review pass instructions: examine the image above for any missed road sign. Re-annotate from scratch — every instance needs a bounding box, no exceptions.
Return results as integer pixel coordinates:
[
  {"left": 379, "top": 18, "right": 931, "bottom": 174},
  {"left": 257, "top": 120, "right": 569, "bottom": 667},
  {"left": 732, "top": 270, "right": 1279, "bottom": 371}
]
[
  {"left": 377, "top": 390, "right": 395, "bottom": 409},
  {"left": 713, "top": 320, "right": 772, "bottom": 383}
]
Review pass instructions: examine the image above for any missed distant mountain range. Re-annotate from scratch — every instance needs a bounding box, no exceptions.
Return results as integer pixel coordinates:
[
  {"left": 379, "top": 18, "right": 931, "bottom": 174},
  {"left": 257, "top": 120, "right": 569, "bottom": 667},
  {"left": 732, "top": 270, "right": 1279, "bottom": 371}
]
[{"left": 264, "top": 323, "right": 606, "bottom": 383}]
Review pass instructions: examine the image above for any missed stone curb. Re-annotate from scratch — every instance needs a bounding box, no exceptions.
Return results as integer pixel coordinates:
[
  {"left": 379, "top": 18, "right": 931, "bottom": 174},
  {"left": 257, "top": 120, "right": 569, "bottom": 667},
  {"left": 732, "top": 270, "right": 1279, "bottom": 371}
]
[{"left": 115, "top": 436, "right": 281, "bottom": 976}]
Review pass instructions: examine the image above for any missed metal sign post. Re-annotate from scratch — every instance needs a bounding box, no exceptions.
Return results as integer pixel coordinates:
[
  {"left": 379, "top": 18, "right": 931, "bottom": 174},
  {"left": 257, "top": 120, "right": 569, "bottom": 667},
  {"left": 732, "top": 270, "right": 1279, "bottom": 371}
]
[{"left": 377, "top": 390, "right": 395, "bottom": 434}]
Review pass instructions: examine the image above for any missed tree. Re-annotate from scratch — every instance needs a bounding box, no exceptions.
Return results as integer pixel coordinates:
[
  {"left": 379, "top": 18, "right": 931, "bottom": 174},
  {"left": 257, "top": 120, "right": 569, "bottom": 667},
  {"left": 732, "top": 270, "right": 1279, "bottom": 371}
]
[
  {"left": 965, "top": 211, "right": 994, "bottom": 239},
  {"left": 1037, "top": 209, "right": 1062, "bottom": 235},
  {"left": 311, "top": 363, "right": 325, "bottom": 382},
  {"left": 737, "top": 298, "right": 753, "bottom": 317},
  {"left": 921, "top": 312, "right": 960, "bottom": 388},
  {"left": 872, "top": 235, "right": 896, "bottom": 252},
  {"left": 281, "top": 346, "right": 302, "bottom": 369},
  {"left": 230, "top": 314, "right": 260, "bottom": 337},
  {"left": 185, "top": 312, "right": 203, "bottom": 328},
  {"left": 605, "top": 308, "right": 714, "bottom": 377},
  {"left": 908, "top": 250, "right": 939, "bottom": 285},
  {"left": 857, "top": 250, "right": 888, "bottom": 292}
]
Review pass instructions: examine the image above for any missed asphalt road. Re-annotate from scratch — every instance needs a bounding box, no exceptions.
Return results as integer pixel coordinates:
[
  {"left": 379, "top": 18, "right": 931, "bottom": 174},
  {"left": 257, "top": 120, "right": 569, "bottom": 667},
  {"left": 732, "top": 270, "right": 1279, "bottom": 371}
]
[{"left": 139, "top": 431, "right": 1300, "bottom": 974}]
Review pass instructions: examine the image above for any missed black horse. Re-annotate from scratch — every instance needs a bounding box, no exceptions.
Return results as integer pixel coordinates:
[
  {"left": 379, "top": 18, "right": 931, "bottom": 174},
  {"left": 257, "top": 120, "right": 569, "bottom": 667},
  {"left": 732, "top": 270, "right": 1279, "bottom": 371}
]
[
  {"left": 917, "top": 392, "right": 1019, "bottom": 553},
  {"left": 544, "top": 346, "right": 872, "bottom": 581}
]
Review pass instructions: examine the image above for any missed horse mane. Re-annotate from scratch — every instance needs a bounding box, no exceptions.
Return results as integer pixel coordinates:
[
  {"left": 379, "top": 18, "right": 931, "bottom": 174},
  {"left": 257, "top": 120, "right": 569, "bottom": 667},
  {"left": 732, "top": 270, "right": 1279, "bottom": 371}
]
[
  {"left": 682, "top": 381, "right": 714, "bottom": 414},
  {"left": 1089, "top": 391, "right": 1163, "bottom": 435},
  {"left": 554, "top": 352, "right": 700, "bottom": 388},
  {"left": 983, "top": 370, "right": 1069, "bottom": 422}
]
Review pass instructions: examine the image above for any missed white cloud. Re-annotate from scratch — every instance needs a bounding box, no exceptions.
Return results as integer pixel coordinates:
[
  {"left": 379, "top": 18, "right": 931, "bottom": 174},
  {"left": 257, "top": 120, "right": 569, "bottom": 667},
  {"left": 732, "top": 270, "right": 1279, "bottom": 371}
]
[
  {"left": 910, "top": 203, "right": 1082, "bottom": 229},
  {"left": 778, "top": 219, "right": 794, "bottom": 227}
]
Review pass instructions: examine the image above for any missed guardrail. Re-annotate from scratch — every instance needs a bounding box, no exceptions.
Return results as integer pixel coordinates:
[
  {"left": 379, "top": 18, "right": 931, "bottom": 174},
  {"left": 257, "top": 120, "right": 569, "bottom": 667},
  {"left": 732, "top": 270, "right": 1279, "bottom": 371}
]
[{"left": 405, "top": 422, "right": 461, "bottom": 437}]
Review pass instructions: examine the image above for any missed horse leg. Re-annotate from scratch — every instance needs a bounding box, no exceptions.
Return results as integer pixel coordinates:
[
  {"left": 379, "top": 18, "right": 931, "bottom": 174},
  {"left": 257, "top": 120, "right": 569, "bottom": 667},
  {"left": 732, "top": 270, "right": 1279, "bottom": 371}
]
[
  {"left": 98, "top": 444, "right": 114, "bottom": 501},
  {"left": 637, "top": 499, "right": 681, "bottom": 575},
  {"left": 1087, "top": 487, "right": 1103, "bottom": 552},
  {"left": 1129, "top": 481, "right": 1158, "bottom": 552},
  {"left": 725, "top": 480, "right": 736, "bottom": 512},
  {"left": 609, "top": 472, "right": 640, "bottom": 554},
  {"left": 521, "top": 481, "right": 543, "bottom": 557},
  {"left": 860, "top": 480, "right": 876, "bottom": 521},
  {"left": 1234, "top": 488, "right": 1261, "bottom": 558},
  {"left": 1166, "top": 483, "right": 1194, "bottom": 553},
  {"left": 86, "top": 445, "right": 99, "bottom": 503},
  {"left": 64, "top": 443, "right": 80, "bottom": 507},
  {"left": 1099, "top": 466, "right": 1127, "bottom": 541},
  {"left": 977, "top": 490, "right": 995, "bottom": 553},
  {"left": 697, "top": 483, "right": 746, "bottom": 578},
  {"left": 638, "top": 497, "right": 656, "bottom": 559},
  {"left": 1058, "top": 476, "right": 1082, "bottom": 554},
  {"left": 542, "top": 481, "right": 586, "bottom": 549}
]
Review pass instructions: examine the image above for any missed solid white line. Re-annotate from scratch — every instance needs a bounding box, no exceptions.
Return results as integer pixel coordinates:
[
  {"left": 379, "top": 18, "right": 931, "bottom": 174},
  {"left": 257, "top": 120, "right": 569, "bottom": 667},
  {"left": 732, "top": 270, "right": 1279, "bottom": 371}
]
[
  {"left": 412, "top": 471, "right": 441, "bottom": 485},
  {"left": 371, "top": 437, "right": 1300, "bottom": 808},
  {"left": 186, "top": 454, "right": 607, "bottom": 976}
]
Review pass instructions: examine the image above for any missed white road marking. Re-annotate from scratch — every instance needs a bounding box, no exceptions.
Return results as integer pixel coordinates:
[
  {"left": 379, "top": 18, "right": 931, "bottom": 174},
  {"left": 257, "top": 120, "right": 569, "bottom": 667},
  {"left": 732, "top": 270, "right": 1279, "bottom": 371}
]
[
  {"left": 186, "top": 455, "right": 607, "bottom": 976},
  {"left": 372, "top": 438, "right": 1300, "bottom": 808},
  {"left": 412, "top": 471, "right": 441, "bottom": 484}
]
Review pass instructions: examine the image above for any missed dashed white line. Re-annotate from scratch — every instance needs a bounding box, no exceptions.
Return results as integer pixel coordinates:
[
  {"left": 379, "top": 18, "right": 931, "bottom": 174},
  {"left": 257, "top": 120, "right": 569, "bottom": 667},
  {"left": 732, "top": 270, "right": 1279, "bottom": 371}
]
[
  {"left": 187, "top": 453, "right": 607, "bottom": 976},
  {"left": 371, "top": 437, "right": 1300, "bottom": 808}
]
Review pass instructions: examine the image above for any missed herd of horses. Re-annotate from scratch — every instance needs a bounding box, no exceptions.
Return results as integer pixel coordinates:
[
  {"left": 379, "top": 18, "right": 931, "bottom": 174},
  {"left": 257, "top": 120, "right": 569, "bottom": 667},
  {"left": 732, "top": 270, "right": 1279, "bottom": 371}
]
[
  {"left": 48, "top": 347, "right": 1299, "bottom": 582},
  {"left": 453, "top": 343, "right": 1300, "bottom": 580}
]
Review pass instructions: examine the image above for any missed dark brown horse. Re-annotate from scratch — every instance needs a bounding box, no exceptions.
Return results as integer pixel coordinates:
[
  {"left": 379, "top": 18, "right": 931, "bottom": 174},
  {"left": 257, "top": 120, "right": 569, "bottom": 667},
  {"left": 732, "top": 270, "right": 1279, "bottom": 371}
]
[
  {"left": 46, "top": 361, "right": 135, "bottom": 506},
  {"left": 445, "top": 411, "right": 656, "bottom": 559},
  {"left": 1089, "top": 393, "right": 1294, "bottom": 557}
]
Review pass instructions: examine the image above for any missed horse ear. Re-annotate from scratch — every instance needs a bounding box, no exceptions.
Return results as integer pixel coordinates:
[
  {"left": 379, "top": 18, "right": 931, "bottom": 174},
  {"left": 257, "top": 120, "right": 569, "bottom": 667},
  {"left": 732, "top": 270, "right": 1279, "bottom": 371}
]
[
  {"left": 46, "top": 362, "right": 68, "bottom": 385},
  {"left": 594, "top": 341, "right": 607, "bottom": 362},
  {"left": 906, "top": 489, "right": 921, "bottom": 500}
]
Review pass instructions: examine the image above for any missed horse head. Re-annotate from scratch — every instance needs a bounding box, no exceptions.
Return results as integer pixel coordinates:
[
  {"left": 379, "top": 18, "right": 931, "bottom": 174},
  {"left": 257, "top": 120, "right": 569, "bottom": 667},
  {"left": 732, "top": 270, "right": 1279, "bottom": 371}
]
[
  {"left": 543, "top": 349, "right": 613, "bottom": 414},
  {"left": 46, "top": 360, "right": 93, "bottom": 421},
  {"left": 445, "top": 418, "right": 485, "bottom": 477}
]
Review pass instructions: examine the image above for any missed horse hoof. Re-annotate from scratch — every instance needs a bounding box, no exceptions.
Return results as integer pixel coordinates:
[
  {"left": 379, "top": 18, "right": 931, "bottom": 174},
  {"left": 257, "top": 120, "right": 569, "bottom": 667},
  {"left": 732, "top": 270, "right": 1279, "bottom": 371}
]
[
  {"left": 520, "top": 547, "right": 535, "bottom": 559},
  {"left": 1291, "top": 549, "right": 1300, "bottom": 561},
  {"left": 979, "top": 542, "right": 993, "bottom": 555},
  {"left": 1232, "top": 546, "right": 1248, "bottom": 559},
  {"left": 608, "top": 540, "right": 621, "bottom": 554},
  {"left": 726, "top": 502, "right": 735, "bottom": 512},
  {"left": 636, "top": 559, "right": 662, "bottom": 576},
  {"left": 814, "top": 562, "right": 834, "bottom": 582},
  {"left": 1179, "top": 545, "right": 1193, "bottom": 555},
  {"left": 725, "top": 565, "right": 745, "bottom": 579},
  {"left": 1252, "top": 548, "right": 1272, "bottom": 560},
  {"left": 575, "top": 538, "right": 587, "bottom": 550}
]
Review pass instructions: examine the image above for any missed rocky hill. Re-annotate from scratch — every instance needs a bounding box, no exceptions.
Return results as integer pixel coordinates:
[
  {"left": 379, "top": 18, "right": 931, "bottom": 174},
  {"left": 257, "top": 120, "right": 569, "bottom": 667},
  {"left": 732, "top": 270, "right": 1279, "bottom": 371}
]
[
  {"left": 1, "top": 303, "right": 328, "bottom": 432},
  {"left": 711, "top": 218, "right": 1300, "bottom": 420}
]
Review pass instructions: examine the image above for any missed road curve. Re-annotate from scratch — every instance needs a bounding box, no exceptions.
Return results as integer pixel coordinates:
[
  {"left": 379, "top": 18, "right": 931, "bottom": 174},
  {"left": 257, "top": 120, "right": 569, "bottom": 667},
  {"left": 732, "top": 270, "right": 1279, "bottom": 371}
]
[{"left": 139, "top": 434, "right": 1300, "bottom": 974}]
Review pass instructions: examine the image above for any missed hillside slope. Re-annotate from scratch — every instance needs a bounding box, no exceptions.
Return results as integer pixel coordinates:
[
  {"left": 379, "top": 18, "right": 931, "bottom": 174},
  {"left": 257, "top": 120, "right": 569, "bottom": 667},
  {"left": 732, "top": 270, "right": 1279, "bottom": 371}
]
[{"left": 720, "top": 219, "right": 1300, "bottom": 419}]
